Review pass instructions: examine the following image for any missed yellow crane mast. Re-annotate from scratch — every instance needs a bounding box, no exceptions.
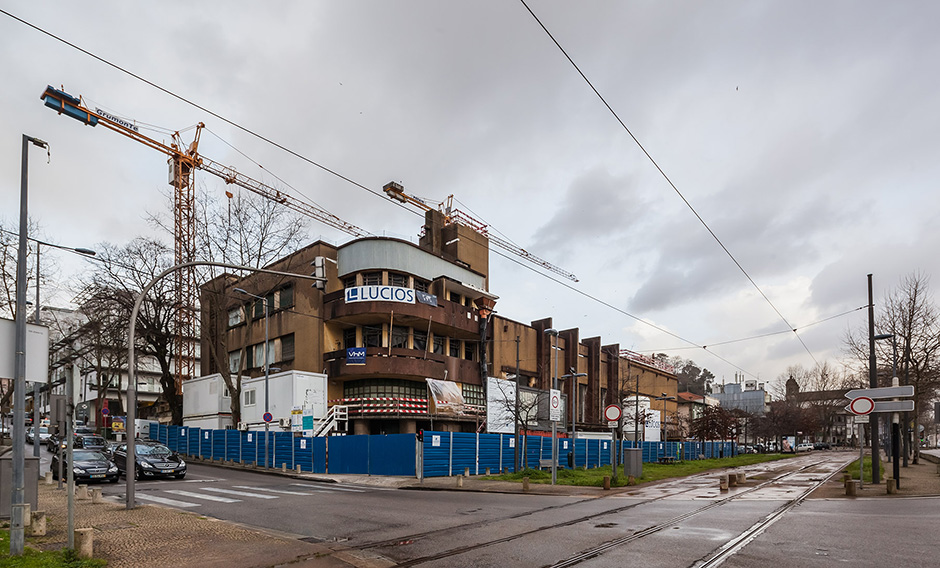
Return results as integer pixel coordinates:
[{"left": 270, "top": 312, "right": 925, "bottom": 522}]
[{"left": 41, "top": 85, "right": 368, "bottom": 393}]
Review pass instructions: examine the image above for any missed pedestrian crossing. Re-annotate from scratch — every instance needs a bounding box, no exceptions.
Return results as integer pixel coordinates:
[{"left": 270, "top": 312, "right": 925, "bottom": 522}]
[{"left": 133, "top": 482, "right": 375, "bottom": 509}]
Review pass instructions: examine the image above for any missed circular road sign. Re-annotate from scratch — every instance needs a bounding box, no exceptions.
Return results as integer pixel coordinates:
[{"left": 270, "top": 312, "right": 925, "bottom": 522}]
[
  {"left": 550, "top": 394, "right": 559, "bottom": 409},
  {"left": 262, "top": 412, "right": 274, "bottom": 423},
  {"left": 849, "top": 396, "right": 875, "bottom": 416},
  {"left": 100, "top": 407, "right": 109, "bottom": 416},
  {"left": 604, "top": 404, "right": 622, "bottom": 422}
]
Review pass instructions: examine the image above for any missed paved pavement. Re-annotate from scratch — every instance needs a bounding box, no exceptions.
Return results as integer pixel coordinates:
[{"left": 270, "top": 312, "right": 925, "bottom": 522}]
[{"left": 17, "top": 449, "right": 940, "bottom": 567}]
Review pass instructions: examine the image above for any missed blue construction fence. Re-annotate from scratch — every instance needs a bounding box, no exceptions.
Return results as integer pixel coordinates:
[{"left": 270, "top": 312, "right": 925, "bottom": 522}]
[
  {"left": 150, "top": 425, "right": 735, "bottom": 478},
  {"left": 420, "top": 432, "right": 736, "bottom": 477}
]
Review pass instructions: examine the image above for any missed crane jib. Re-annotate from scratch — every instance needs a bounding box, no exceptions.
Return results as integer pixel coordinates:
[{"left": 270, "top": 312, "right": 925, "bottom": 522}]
[{"left": 41, "top": 85, "right": 98, "bottom": 127}]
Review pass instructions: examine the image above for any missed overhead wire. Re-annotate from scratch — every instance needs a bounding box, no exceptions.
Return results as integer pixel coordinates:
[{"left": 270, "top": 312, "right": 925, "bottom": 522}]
[
  {"left": 517, "top": 0, "right": 821, "bottom": 370},
  {"left": 3, "top": 7, "right": 820, "bottom": 378}
]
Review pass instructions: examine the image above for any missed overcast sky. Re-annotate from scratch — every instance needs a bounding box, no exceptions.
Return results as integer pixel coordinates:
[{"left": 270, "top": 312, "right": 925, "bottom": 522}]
[{"left": 2, "top": 1, "right": 938, "bottom": 388}]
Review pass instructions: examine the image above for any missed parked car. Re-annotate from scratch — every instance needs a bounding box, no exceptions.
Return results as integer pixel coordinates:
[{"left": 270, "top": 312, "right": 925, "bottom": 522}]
[
  {"left": 50, "top": 448, "right": 120, "bottom": 483},
  {"left": 796, "top": 443, "right": 814, "bottom": 452},
  {"left": 46, "top": 426, "right": 98, "bottom": 452},
  {"left": 813, "top": 442, "right": 831, "bottom": 450},
  {"left": 112, "top": 441, "right": 186, "bottom": 480}
]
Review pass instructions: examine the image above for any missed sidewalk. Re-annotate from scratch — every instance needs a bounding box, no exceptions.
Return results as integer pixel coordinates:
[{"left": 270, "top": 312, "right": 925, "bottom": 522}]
[{"left": 809, "top": 449, "right": 940, "bottom": 499}]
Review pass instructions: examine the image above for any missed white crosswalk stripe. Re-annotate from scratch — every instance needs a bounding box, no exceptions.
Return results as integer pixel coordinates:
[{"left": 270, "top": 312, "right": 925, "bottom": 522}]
[
  {"left": 202, "top": 487, "right": 279, "bottom": 499},
  {"left": 165, "top": 489, "right": 240, "bottom": 503},
  {"left": 136, "top": 493, "right": 201, "bottom": 508}
]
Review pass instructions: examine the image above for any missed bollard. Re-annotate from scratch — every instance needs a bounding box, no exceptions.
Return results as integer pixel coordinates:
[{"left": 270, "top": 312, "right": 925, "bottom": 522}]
[
  {"left": 845, "top": 480, "right": 858, "bottom": 497},
  {"left": 522, "top": 476, "right": 530, "bottom": 492},
  {"left": 296, "top": 464, "right": 301, "bottom": 473},
  {"left": 464, "top": 467, "right": 470, "bottom": 477},
  {"left": 27, "top": 511, "right": 46, "bottom": 536},
  {"left": 76, "top": 485, "right": 89, "bottom": 500},
  {"left": 719, "top": 474, "right": 729, "bottom": 491},
  {"left": 886, "top": 478, "right": 897, "bottom": 494},
  {"left": 456, "top": 475, "right": 463, "bottom": 488},
  {"left": 485, "top": 468, "right": 491, "bottom": 475},
  {"left": 728, "top": 473, "right": 738, "bottom": 487},
  {"left": 282, "top": 463, "right": 287, "bottom": 472},
  {"left": 628, "top": 475, "right": 636, "bottom": 486},
  {"left": 22, "top": 503, "right": 31, "bottom": 528},
  {"left": 736, "top": 473, "right": 746, "bottom": 485},
  {"left": 44, "top": 471, "right": 53, "bottom": 484},
  {"left": 842, "top": 472, "right": 851, "bottom": 483},
  {"left": 74, "top": 528, "right": 94, "bottom": 558},
  {"left": 603, "top": 476, "right": 611, "bottom": 490},
  {"left": 91, "top": 488, "right": 103, "bottom": 504}
]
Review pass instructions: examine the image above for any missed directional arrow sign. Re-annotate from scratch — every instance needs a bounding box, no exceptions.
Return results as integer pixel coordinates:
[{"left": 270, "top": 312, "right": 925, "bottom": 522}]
[
  {"left": 847, "top": 400, "right": 915, "bottom": 413},
  {"left": 844, "top": 385, "right": 914, "bottom": 400}
]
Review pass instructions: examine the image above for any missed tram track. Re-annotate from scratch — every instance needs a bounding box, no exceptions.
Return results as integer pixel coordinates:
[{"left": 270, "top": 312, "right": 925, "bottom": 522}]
[{"left": 371, "top": 455, "right": 850, "bottom": 568}]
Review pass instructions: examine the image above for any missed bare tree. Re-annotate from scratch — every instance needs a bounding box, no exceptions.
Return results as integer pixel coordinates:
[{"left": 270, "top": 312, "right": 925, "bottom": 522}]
[
  {"left": 0, "top": 218, "right": 54, "bottom": 320},
  {"left": 487, "top": 377, "right": 547, "bottom": 469},
  {"left": 78, "top": 239, "right": 184, "bottom": 423},
  {"left": 151, "top": 186, "right": 308, "bottom": 426}
]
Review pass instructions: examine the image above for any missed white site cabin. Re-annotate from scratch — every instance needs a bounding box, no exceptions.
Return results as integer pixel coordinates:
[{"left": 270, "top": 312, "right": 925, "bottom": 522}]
[{"left": 182, "top": 370, "right": 328, "bottom": 431}]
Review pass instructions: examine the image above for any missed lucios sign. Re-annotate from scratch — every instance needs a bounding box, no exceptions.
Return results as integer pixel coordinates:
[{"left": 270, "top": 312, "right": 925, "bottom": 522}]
[{"left": 345, "top": 285, "right": 415, "bottom": 304}]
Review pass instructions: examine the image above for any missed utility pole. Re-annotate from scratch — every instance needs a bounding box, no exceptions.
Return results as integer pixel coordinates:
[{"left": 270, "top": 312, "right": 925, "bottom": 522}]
[
  {"left": 514, "top": 336, "right": 520, "bottom": 472},
  {"left": 867, "top": 274, "right": 881, "bottom": 485}
]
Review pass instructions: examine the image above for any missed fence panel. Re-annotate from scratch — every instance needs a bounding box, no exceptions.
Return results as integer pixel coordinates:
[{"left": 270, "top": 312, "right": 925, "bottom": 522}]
[
  {"left": 158, "top": 424, "right": 169, "bottom": 445},
  {"left": 328, "top": 435, "right": 370, "bottom": 474},
  {"left": 368, "top": 434, "right": 415, "bottom": 476},
  {"left": 449, "top": 433, "right": 477, "bottom": 475},
  {"left": 273, "top": 432, "right": 294, "bottom": 469},
  {"left": 476, "top": 433, "right": 502, "bottom": 475}
]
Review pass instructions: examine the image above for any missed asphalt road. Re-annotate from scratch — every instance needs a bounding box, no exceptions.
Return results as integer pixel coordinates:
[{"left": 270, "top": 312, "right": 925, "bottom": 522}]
[{"left": 22, "top": 441, "right": 940, "bottom": 567}]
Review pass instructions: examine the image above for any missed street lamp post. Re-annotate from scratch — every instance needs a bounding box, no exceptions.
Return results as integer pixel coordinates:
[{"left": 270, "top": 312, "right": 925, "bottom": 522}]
[
  {"left": 655, "top": 392, "right": 676, "bottom": 457},
  {"left": 544, "top": 328, "right": 559, "bottom": 485},
  {"left": 235, "top": 288, "right": 270, "bottom": 467},
  {"left": 561, "top": 367, "right": 587, "bottom": 467},
  {"left": 28, "top": 238, "right": 95, "bottom": 458}
]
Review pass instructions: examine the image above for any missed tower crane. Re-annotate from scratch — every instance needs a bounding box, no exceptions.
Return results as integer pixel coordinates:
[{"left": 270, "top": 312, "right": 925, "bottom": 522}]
[
  {"left": 41, "top": 85, "right": 369, "bottom": 391},
  {"left": 383, "top": 181, "right": 578, "bottom": 282}
]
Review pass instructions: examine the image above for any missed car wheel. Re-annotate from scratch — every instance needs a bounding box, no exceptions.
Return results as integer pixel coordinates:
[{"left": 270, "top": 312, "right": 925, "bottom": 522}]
[{"left": 110, "top": 477, "right": 119, "bottom": 484}]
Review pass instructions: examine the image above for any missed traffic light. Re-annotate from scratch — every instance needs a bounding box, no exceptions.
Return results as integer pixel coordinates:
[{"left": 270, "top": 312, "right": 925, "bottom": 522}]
[
  {"left": 417, "top": 430, "right": 424, "bottom": 442},
  {"left": 311, "top": 256, "right": 326, "bottom": 290}
]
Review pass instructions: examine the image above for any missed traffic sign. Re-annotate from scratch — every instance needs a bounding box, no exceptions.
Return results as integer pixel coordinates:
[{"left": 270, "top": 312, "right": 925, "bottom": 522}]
[
  {"left": 549, "top": 389, "right": 561, "bottom": 422},
  {"left": 847, "top": 396, "right": 875, "bottom": 415},
  {"left": 101, "top": 407, "right": 109, "bottom": 416},
  {"left": 604, "top": 404, "right": 622, "bottom": 422},
  {"left": 844, "top": 385, "right": 913, "bottom": 399},
  {"left": 854, "top": 415, "right": 870, "bottom": 424},
  {"left": 262, "top": 412, "right": 274, "bottom": 423},
  {"left": 844, "top": 400, "right": 914, "bottom": 414}
]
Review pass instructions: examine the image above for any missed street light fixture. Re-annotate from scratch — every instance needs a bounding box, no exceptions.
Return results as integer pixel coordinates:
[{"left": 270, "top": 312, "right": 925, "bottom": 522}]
[
  {"left": 234, "top": 287, "right": 272, "bottom": 467},
  {"left": 544, "top": 328, "right": 559, "bottom": 485}
]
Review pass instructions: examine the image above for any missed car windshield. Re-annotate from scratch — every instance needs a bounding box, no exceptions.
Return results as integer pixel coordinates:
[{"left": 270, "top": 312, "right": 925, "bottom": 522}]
[
  {"left": 39, "top": 427, "right": 48, "bottom": 434},
  {"left": 83, "top": 436, "right": 105, "bottom": 445},
  {"left": 73, "top": 450, "right": 106, "bottom": 461},
  {"left": 137, "top": 444, "right": 171, "bottom": 456}
]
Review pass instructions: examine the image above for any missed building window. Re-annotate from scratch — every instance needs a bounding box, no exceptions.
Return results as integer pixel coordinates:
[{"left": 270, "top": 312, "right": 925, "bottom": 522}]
[
  {"left": 463, "top": 341, "right": 476, "bottom": 361},
  {"left": 388, "top": 272, "right": 408, "bottom": 287},
  {"left": 432, "top": 335, "right": 444, "bottom": 355},
  {"left": 228, "top": 351, "right": 241, "bottom": 374},
  {"left": 343, "top": 379, "right": 426, "bottom": 400},
  {"left": 462, "top": 383, "right": 484, "bottom": 407},
  {"left": 343, "top": 328, "right": 357, "bottom": 350},
  {"left": 390, "top": 325, "right": 409, "bottom": 349},
  {"left": 448, "top": 338, "right": 460, "bottom": 358},
  {"left": 342, "top": 275, "right": 357, "bottom": 289},
  {"left": 414, "top": 279, "right": 429, "bottom": 293},
  {"left": 251, "top": 298, "right": 265, "bottom": 319},
  {"left": 413, "top": 329, "right": 428, "bottom": 352},
  {"left": 362, "top": 271, "right": 382, "bottom": 286},
  {"left": 278, "top": 286, "right": 293, "bottom": 310},
  {"left": 280, "top": 334, "right": 295, "bottom": 361},
  {"left": 228, "top": 307, "right": 243, "bottom": 328},
  {"left": 448, "top": 291, "right": 461, "bottom": 304},
  {"left": 252, "top": 342, "right": 274, "bottom": 368},
  {"left": 244, "top": 389, "right": 256, "bottom": 406},
  {"left": 363, "top": 325, "right": 383, "bottom": 348}
]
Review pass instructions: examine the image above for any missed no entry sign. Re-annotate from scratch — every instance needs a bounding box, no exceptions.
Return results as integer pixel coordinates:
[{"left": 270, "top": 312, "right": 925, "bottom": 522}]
[{"left": 847, "top": 396, "right": 875, "bottom": 415}]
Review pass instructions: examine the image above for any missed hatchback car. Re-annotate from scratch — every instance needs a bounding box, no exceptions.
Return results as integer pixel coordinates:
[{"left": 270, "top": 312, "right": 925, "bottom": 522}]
[
  {"left": 112, "top": 441, "right": 186, "bottom": 480},
  {"left": 50, "top": 449, "right": 120, "bottom": 483},
  {"left": 74, "top": 434, "right": 107, "bottom": 451},
  {"left": 26, "top": 426, "right": 51, "bottom": 445}
]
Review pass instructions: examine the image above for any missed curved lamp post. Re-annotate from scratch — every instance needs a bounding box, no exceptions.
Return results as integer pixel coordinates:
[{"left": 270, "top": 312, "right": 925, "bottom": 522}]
[{"left": 125, "top": 261, "right": 323, "bottom": 509}]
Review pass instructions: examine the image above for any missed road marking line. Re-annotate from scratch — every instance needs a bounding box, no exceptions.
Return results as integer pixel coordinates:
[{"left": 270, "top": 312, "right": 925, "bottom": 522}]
[
  {"left": 202, "top": 487, "right": 279, "bottom": 499},
  {"left": 290, "top": 483, "right": 366, "bottom": 493},
  {"left": 232, "top": 485, "right": 317, "bottom": 496},
  {"left": 135, "top": 494, "right": 201, "bottom": 508},
  {"left": 165, "top": 489, "right": 240, "bottom": 503}
]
